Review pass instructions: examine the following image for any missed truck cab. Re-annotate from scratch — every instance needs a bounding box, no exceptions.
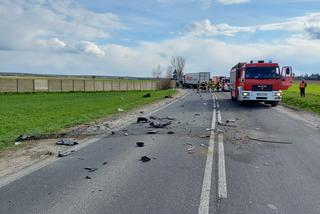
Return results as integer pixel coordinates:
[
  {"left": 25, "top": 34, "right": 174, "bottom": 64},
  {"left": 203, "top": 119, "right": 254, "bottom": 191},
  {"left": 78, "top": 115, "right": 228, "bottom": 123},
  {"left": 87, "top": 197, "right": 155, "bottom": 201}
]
[{"left": 230, "top": 61, "right": 293, "bottom": 106}]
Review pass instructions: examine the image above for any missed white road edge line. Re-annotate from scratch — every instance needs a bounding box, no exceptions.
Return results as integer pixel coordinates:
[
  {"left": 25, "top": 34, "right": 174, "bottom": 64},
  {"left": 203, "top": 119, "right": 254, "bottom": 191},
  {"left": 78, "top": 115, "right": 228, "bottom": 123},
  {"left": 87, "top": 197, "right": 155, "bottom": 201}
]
[
  {"left": 218, "top": 133, "right": 227, "bottom": 199},
  {"left": 198, "top": 97, "right": 216, "bottom": 214},
  {"left": 213, "top": 97, "right": 216, "bottom": 109},
  {"left": 0, "top": 90, "right": 191, "bottom": 189}
]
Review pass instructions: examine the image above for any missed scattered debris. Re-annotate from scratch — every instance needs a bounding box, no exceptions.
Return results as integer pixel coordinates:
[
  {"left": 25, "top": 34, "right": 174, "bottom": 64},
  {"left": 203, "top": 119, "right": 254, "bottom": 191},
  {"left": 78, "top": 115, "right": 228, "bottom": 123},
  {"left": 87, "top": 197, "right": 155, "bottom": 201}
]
[
  {"left": 85, "top": 176, "right": 92, "bottom": 179},
  {"left": 14, "top": 142, "right": 22, "bottom": 146},
  {"left": 186, "top": 144, "right": 195, "bottom": 154},
  {"left": 140, "top": 111, "right": 144, "bottom": 114},
  {"left": 226, "top": 119, "right": 236, "bottom": 123},
  {"left": 137, "top": 117, "right": 149, "bottom": 123},
  {"left": 165, "top": 95, "right": 173, "bottom": 98},
  {"left": 102, "top": 161, "right": 108, "bottom": 165},
  {"left": 218, "top": 123, "right": 237, "bottom": 127},
  {"left": 147, "top": 130, "right": 158, "bottom": 134},
  {"left": 45, "top": 151, "right": 54, "bottom": 156},
  {"left": 150, "top": 120, "right": 171, "bottom": 128},
  {"left": 124, "top": 133, "right": 129, "bottom": 136},
  {"left": 194, "top": 114, "right": 201, "bottom": 116},
  {"left": 140, "top": 156, "right": 151, "bottom": 162},
  {"left": 136, "top": 142, "right": 144, "bottom": 147},
  {"left": 118, "top": 108, "right": 124, "bottom": 112},
  {"left": 143, "top": 93, "right": 151, "bottom": 98},
  {"left": 200, "top": 143, "right": 206, "bottom": 147},
  {"left": 203, "top": 103, "right": 208, "bottom": 105},
  {"left": 57, "top": 150, "right": 75, "bottom": 157},
  {"left": 216, "top": 129, "right": 224, "bottom": 134},
  {"left": 111, "top": 131, "right": 115, "bottom": 135},
  {"left": 167, "top": 131, "right": 175, "bottom": 135},
  {"left": 56, "top": 139, "right": 78, "bottom": 146},
  {"left": 15, "top": 134, "right": 35, "bottom": 142},
  {"left": 84, "top": 167, "right": 98, "bottom": 172},
  {"left": 247, "top": 136, "right": 293, "bottom": 145},
  {"left": 199, "top": 135, "right": 210, "bottom": 138},
  {"left": 206, "top": 128, "right": 214, "bottom": 131}
]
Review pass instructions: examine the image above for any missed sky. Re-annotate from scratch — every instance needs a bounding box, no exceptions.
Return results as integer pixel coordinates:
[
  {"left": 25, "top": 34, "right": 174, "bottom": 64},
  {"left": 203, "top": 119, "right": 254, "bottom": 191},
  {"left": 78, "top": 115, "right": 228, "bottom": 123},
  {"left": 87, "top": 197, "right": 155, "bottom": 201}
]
[{"left": 0, "top": 0, "right": 320, "bottom": 77}]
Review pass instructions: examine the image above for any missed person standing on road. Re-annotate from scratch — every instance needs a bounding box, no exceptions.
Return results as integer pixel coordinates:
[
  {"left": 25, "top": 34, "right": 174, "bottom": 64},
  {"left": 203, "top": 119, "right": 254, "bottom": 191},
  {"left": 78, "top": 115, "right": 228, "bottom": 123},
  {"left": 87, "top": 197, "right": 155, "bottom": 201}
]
[{"left": 299, "top": 80, "right": 307, "bottom": 97}]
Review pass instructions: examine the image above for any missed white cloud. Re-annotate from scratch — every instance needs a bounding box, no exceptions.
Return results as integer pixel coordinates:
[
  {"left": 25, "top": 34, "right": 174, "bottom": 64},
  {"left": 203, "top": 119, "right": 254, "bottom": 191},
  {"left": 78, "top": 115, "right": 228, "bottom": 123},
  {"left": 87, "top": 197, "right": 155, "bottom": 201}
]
[
  {"left": 78, "top": 41, "right": 105, "bottom": 57},
  {"left": 0, "top": 0, "right": 125, "bottom": 51},
  {"left": 217, "top": 0, "right": 250, "bottom": 5},
  {"left": 187, "top": 13, "right": 320, "bottom": 38},
  {"left": 37, "top": 38, "right": 66, "bottom": 49},
  {"left": 187, "top": 19, "right": 255, "bottom": 36}
]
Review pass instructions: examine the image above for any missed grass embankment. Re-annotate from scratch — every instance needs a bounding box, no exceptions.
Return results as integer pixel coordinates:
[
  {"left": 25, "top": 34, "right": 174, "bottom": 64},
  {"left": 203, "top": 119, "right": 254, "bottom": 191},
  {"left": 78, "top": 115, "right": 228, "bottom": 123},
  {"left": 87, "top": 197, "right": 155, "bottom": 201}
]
[
  {"left": 282, "top": 81, "right": 320, "bottom": 114},
  {"left": 0, "top": 90, "right": 176, "bottom": 149}
]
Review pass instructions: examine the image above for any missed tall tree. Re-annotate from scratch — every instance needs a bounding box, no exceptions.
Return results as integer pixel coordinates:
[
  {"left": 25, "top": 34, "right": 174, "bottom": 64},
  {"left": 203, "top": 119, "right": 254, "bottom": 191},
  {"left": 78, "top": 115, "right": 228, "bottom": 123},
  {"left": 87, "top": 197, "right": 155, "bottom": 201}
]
[
  {"left": 166, "top": 65, "right": 173, "bottom": 79},
  {"left": 152, "top": 64, "right": 163, "bottom": 78},
  {"left": 170, "top": 56, "right": 185, "bottom": 81}
]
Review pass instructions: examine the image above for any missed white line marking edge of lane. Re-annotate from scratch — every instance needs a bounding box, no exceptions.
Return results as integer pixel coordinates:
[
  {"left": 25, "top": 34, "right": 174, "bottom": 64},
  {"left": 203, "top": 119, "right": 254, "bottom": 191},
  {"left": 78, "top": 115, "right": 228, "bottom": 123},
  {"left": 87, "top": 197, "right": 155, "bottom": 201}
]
[
  {"left": 218, "top": 133, "right": 227, "bottom": 199},
  {"left": 198, "top": 95, "right": 216, "bottom": 214}
]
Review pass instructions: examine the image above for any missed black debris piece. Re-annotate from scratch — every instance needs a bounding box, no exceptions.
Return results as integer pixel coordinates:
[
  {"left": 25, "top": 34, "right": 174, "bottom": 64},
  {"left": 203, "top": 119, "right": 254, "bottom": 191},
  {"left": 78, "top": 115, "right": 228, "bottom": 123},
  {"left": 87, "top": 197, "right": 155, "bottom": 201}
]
[
  {"left": 85, "top": 176, "right": 92, "bottom": 179},
  {"left": 140, "top": 156, "right": 151, "bottom": 162},
  {"left": 84, "top": 167, "right": 98, "bottom": 172},
  {"left": 102, "top": 161, "right": 108, "bottom": 165},
  {"left": 194, "top": 114, "right": 201, "bottom": 116},
  {"left": 136, "top": 142, "right": 144, "bottom": 147},
  {"left": 165, "top": 95, "right": 173, "bottom": 98},
  {"left": 56, "top": 139, "right": 78, "bottom": 146},
  {"left": 147, "top": 130, "right": 158, "bottom": 134},
  {"left": 167, "top": 131, "right": 175, "bottom": 135},
  {"left": 143, "top": 93, "right": 151, "bottom": 98},
  {"left": 137, "top": 117, "right": 149, "bottom": 123},
  {"left": 111, "top": 131, "right": 115, "bottom": 135}
]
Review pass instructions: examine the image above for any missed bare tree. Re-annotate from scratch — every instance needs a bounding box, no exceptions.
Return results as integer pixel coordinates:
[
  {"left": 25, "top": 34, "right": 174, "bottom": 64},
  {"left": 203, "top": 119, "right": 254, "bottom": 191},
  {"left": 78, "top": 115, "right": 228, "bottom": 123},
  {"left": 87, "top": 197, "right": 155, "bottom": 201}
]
[
  {"left": 166, "top": 65, "right": 173, "bottom": 79},
  {"left": 152, "top": 64, "right": 163, "bottom": 78},
  {"left": 170, "top": 56, "right": 185, "bottom": 81}
]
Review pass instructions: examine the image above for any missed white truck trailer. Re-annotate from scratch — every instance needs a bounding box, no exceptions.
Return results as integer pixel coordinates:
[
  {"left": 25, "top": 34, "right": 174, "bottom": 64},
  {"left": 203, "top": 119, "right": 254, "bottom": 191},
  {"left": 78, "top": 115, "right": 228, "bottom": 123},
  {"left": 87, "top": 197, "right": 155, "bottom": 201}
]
[{"left": 183, "top": 72, "right": 211, "bottom": 88}]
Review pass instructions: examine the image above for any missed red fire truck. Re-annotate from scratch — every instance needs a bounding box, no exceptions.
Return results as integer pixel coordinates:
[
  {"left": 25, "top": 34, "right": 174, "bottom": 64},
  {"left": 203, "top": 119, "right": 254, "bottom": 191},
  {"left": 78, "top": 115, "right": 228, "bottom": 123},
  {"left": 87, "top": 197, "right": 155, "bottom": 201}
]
[{"left": 230, "top": 60, "right": 293, "bottom": 106}]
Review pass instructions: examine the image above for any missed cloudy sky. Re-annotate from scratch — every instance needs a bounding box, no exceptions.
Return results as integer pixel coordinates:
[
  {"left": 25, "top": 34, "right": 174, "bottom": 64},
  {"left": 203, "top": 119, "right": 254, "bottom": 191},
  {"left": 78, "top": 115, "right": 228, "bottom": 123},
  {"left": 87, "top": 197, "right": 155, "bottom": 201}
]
[{"left": 0, "top": 0, "right": 320, "bottom": 77}]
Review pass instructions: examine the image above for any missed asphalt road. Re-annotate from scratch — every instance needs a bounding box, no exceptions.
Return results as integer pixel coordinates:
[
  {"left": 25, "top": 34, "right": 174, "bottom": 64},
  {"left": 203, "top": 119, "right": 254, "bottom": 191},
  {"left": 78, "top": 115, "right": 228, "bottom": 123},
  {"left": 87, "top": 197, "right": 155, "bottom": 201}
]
[{"left": 1, "top": 90, "right": 320, "bottom": 214}]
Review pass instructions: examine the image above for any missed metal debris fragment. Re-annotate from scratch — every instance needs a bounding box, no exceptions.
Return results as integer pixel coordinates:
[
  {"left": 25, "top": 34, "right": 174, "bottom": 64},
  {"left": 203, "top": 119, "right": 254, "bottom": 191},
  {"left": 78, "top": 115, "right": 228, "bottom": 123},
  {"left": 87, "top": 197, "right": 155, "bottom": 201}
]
[
  {"left": 140, "top": 156, "right": 151, "bottom": 162},
  {"left": 56, "top": 139, "right": 78, "bottom": 146}
]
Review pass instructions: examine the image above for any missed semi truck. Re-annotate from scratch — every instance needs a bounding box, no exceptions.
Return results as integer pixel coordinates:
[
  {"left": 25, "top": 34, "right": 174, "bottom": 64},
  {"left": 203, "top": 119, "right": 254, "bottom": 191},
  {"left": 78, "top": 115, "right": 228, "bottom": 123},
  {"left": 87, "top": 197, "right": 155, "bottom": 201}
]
[
  {"left": 183, "top": 72, "right": 211, "bottom": 88},
  {"left": 230, "top": 60, "right": 293, "bottom": 106}
]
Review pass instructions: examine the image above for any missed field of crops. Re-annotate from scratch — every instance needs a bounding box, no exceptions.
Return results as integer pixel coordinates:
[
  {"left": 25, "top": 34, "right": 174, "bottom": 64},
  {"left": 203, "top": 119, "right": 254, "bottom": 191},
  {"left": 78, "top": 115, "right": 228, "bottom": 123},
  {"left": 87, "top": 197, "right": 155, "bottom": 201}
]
[
  {"left": 282, "top": 81, "right": 320, "bottom": 114},
  {"left": 0, "top": 90, "right": 176, "bottom": 149}
]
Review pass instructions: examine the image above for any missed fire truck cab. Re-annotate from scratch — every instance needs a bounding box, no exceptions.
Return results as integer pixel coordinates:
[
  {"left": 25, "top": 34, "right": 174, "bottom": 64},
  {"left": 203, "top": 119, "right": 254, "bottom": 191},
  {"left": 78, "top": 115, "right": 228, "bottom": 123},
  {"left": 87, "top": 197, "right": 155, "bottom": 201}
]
[{"left": 230, "top": 60, "right": 293, "bottom": 106}]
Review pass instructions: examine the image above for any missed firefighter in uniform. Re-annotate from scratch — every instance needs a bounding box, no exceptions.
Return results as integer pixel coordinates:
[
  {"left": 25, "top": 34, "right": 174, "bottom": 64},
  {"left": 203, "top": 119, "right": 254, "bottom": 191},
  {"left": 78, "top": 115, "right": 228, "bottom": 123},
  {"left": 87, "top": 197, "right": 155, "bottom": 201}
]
[{"left": 299, "top": 80, "right": 307, "bottom": 97}]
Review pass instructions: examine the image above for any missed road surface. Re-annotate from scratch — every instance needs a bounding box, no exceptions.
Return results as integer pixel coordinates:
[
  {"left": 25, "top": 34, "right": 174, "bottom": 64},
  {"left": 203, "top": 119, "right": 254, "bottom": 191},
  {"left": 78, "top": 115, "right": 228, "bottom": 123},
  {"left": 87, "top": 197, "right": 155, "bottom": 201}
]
[{"left": 1, "top": 90, "right": 320, "bottom": 214}]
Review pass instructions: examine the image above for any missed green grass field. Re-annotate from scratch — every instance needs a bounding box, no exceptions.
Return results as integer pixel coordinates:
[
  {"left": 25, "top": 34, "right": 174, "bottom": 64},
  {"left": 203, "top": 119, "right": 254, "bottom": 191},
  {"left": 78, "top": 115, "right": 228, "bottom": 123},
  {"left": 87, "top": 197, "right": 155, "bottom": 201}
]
[
  {"left": 0, "top": 90, "right": 176, "bottom": 149},
  {"left": 282, "top": 81, "right": 320, "bottom": 114}
]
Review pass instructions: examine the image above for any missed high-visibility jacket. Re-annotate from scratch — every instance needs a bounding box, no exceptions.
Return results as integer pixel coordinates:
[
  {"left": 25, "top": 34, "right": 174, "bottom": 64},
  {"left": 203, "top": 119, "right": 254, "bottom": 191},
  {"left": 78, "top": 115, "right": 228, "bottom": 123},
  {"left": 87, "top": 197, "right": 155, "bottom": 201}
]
[{"left": 299, "top": 82, "right": 307, "bottom": 89}]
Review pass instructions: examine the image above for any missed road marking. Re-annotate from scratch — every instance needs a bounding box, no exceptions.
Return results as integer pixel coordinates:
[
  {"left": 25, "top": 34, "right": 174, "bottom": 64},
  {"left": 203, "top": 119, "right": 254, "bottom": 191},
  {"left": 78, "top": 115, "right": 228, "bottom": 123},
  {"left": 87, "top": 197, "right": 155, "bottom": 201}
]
[
  {"left": 217, "top": 110, "right": 222, "bottom": 124},
  {"left": 218, "top": 133, "right": 227, "bottom": 199},
  {"left": 213, "top": 97, "right": 216, "bottom": 109},
  {"left": 216, "top": 101, "right": 220, "bottom": 108},
  {"left": 198, "top": 100, "right": 216, "bottom": 214}
]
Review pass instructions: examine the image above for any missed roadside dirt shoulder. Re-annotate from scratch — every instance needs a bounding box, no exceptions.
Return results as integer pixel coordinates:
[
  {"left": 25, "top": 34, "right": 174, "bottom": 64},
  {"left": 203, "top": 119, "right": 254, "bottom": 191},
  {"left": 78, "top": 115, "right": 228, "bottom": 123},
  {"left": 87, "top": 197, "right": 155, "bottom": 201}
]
[{"left": 0, "top": 89, "right": 187, "bottom": 180}]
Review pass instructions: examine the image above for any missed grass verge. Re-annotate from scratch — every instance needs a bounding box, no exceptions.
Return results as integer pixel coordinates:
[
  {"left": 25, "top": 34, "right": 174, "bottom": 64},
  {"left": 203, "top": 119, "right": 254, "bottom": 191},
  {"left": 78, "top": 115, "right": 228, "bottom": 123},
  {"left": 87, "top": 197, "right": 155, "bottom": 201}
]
[
  {"left": 0, "top": 89, "right": 176, "bottom": 150},
  {"left": 282, "top": 81, "right": 320, "bottom": 115}
]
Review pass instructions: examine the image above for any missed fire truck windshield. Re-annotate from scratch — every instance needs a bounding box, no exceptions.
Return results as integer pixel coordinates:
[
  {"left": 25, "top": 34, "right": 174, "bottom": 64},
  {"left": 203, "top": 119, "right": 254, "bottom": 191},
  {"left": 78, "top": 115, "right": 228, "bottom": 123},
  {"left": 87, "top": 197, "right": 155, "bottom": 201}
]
[{"left": 245, "top": 67, "right": 280, "bottom": 79}]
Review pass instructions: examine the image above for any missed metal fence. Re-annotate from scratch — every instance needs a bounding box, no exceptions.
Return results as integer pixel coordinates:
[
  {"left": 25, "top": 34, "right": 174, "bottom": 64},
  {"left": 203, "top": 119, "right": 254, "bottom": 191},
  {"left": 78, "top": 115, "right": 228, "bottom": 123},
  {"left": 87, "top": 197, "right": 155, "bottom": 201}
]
[{"left": 0, "top": 78, "right": 172, "bottom": 93}]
